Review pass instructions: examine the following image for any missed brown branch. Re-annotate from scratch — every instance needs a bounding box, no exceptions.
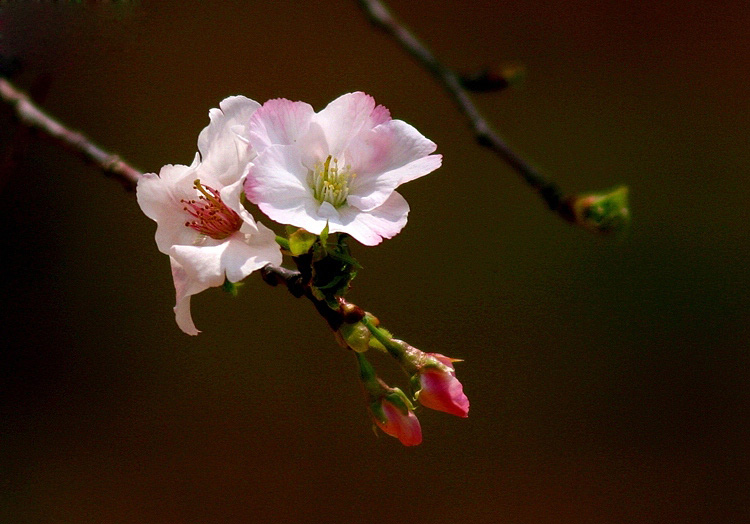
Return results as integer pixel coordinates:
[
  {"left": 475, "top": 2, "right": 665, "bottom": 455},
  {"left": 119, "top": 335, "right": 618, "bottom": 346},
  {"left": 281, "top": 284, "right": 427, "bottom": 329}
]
[
  {"left": 0, "top": 78, "right": 142, "bottom": 190},
  {"left": 357, "top": 0, "right": 571, "bottom": 218},
  {"left": 260, "top": 263, "right": 365, "bottom": 331}
]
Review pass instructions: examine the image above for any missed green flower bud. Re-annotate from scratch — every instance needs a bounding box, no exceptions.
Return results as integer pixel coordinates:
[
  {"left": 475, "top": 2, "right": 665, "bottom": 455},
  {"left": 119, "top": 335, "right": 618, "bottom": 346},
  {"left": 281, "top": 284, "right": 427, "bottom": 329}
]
[{"left": 569, "top": 185, "right": 630, "bottom": 234}]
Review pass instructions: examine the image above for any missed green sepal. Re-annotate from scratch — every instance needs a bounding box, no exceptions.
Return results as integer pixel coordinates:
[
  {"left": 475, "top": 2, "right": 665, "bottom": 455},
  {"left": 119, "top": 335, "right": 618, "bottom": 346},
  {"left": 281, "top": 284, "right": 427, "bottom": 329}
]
[
  {"left": 288, "top": 228, "right": 318, "bottom": 255},
  {"left": 385, "top": 388, "right": 415, "bottom": 413},
  {"left": 409, "top": 374, "right": 422, "bottom": 399},
  {"left": 366, "top": 319, "right": 393, "bottom": 353},
  {"left": 339, "top": 321, "right": 371, "bottom": 353},
  {"left": 369, "top": 400, "right": 388, "bottom": 424},
  {"left": 222, "top": 278, "right": 242, "bottom": 296},
  {"left": 361, "top": 316, "right": 405, "bottom": 361},
  {"left": 573, "top": 185, "right": 630, "bottom": 234},
  {"left": 319, "top": 222, "right": 330, "bottom": 253}
]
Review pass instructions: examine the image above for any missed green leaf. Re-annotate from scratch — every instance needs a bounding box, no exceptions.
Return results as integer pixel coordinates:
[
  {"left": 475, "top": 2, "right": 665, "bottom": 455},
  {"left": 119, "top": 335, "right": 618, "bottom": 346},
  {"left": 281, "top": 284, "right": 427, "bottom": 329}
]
[
  {"left": 288, "top": 229, "right": 318, "bottom": 255},
  {"left": 319, "top": 222, "right": 330, "bottom": 250}
]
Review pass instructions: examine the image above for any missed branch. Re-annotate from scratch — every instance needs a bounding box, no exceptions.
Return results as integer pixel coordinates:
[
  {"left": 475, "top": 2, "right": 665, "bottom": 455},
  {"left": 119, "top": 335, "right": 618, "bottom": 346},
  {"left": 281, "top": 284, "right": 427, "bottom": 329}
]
[
  {"left": 356, "top": 0, "right": 629, "bottom": 232},
  {"left": 260, "top": 263, "right": 365, "bottom": 331},
  {"left": 0, "top": 78, "right": 142, "bottom": 190}
]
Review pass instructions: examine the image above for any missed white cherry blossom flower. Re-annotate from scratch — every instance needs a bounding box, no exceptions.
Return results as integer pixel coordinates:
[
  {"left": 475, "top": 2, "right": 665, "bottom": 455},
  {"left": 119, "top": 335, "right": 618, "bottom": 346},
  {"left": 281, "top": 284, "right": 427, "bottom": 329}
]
[
  {"left": 243, "top": 92, "right": 442, "bottom": 246},
  {"left": 137, "top": 96, "right": 282, "bottom": 335}
]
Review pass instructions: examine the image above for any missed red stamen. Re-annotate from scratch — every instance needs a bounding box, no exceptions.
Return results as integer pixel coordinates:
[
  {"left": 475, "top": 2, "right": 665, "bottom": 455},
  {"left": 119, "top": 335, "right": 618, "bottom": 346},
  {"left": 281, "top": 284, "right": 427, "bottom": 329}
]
[{"left": 180, "top": 180, "right": 242, "bottom": 240}]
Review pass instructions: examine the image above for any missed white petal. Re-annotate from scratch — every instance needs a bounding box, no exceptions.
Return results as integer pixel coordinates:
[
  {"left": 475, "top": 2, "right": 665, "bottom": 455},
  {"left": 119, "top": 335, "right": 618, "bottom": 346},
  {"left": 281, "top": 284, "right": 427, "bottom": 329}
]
[
  {"left": 197, "top": 96, "right": 260, "bottom": 185},
  {"left": 170, "top": 243, "right": 228, "bottom": 291},
  {"left": 336, "top": 191, "right": 410, "bottom": 246},
  {"left": 244, "top": 145, "right": 312, "bottom": 209},
  {"left": 222, "top": 228, "right": 282, "bottom": 282},
  {"left": 314, "top": 92, "right": 378, "bottom": 157},
  {"left": 170, "top": 257, "right": 205, "bottom": 336},
  {"left": 136, "top": 159, "right": 204, "bottom": 254},
  {"left": 219, "top": 176, "right": 260, "bottom": 234},
  {"left": 248, "top": 98, "right": 315, "bottom": 151}
]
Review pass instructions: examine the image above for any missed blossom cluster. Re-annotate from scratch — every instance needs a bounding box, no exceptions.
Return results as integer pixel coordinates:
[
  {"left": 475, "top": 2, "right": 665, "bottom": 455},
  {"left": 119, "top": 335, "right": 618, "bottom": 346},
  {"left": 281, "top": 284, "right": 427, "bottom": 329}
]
[{"left": 137, "top": 92, "right": 468, "bottom": 445}]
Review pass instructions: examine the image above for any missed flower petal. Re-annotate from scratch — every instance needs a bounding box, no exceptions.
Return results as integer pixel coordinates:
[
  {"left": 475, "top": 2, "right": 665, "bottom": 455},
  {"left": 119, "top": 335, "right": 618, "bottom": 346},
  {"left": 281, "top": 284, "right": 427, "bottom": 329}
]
[
  {"left": 223, "top": 227, "right": 282, "bottom": 282},
  {"left": 248, "top": 98, "right": 315, "bottom": 151},
  {"left": 334, "top": 191, "right": 410, "bottom": 246},
  {"left": 245, "top": 144, "right": 336, "bottom": 233},
  {"left": 170, "top": 244, "right": 228, "bottom": 290},
  {"left": 314, "top": 92, "right": 381, "bottom": 157},
  {"left": 136, "top": 159, "right": 204, "bottom": 254},
  {"left": 374, "top": 401, "right": 422, "bottom": 446},
  {"left": 346, "top": 119, "right": 442, "bottom": 211},
  {"left": 197, "top": 96, "right": 260, "bottom": 186},
  {"left": 170, "top": 257, "right": 208, "bottom": 336},
  {"left": 418, "top": 370, "right": 470, "bottom": 418}
]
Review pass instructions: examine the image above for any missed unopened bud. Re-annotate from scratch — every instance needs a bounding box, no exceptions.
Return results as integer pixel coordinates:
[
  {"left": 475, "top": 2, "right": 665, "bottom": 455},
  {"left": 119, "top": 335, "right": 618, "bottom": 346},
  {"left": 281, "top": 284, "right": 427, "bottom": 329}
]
[
  {"left": 567, "top": 185, "right": 630, "bottom": 234},
  {"left": 339, "top": 321, "right": 371, "bottom": 353}
]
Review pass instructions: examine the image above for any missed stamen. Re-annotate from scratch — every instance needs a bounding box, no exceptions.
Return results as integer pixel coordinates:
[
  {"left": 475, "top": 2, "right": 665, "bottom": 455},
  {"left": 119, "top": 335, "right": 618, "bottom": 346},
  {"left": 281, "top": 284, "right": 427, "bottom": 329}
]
[
  {"left": 180, "top": 180, "right": 243, "bottom": 240},
  {"left": 310, "top": 155, "right": 356, "bottom": 208}
]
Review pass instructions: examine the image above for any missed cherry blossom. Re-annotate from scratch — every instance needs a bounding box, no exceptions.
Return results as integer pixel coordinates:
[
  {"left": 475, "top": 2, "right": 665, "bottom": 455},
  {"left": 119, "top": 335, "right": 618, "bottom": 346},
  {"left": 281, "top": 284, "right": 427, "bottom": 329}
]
[
  {"left": 243, "top": 92, "right": 442, "bottom": 246},
  {"left": 137, "top": 96, "right": 282, "bottom": 335}
]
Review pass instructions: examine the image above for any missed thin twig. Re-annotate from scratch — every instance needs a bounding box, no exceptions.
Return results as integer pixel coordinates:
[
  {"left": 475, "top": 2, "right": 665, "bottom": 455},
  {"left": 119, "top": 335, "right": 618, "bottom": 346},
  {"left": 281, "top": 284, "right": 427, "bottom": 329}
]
[
  {"left": 356, "top": 0, "right": 567, "bottom": 216},
  {"left": 0, "top": 78, "right": 142, "bottom": 190}
]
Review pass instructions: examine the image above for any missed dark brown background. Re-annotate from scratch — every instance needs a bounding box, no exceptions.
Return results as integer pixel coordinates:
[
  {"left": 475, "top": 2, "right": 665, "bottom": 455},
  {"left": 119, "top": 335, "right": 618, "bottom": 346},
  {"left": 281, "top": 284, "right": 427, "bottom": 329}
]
[{"left": 1, "top": 1, "right": 748, "bottom": 522}]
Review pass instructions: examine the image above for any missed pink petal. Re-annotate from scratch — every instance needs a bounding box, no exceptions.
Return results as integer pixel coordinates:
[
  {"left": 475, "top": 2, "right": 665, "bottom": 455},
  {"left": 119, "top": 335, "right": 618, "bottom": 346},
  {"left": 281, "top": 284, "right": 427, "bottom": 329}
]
[
  {"left": 337, "top": 191, "right": 410, "bottom": 246},
  {"left": 345, "top": 119, "right": 441, "bottom": 211},
  {"left": 248, "top": 98, "right": 315, "bottom": 151},
  {"left": 418, "top": 371, "right": 470, "bottom": 418},
  {"left": 314, "top": 92, "right": 380, "bottom": 157},
  {"left": 375, "top": 401, "right": 422, "bottom": 446}
]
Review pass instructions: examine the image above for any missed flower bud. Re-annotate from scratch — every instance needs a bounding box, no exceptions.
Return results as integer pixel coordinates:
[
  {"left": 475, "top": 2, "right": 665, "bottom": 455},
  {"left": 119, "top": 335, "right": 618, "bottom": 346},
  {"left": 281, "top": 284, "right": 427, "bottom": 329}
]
[
  {"left": 567, "top": 185, "right": 630, "bottom": 234},
  {"left": 338, "top": 321, "right": 371, "bottom": 353},
  {"left": 356, "top": 352, "right": 422, "bottom": 446},
  {"left": 371, "top": 392, "right": 422, "bottom": 447},
  {"left": 413, "top": 353, "right": 470, "bottom": 418}
]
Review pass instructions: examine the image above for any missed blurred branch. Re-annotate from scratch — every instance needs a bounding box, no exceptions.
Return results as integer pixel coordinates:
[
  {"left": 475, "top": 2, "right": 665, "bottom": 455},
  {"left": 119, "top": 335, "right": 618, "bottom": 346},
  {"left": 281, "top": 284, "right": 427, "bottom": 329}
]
[
  {"left": 356, "top": 0, "right": 629, "bottom": 232},
  {"left": 0, "top": 77, "right": 141, "bottom": 190}
]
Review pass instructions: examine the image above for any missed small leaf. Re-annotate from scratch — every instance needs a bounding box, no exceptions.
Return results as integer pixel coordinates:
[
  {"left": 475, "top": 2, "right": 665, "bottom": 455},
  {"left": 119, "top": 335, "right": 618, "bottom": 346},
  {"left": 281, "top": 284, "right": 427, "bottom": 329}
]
[
  {"left": 319, "top": 222, "right": 330, "bottom": 249},
  {"left": 288, "top": 229, "right": 318, "bottom": 255}
]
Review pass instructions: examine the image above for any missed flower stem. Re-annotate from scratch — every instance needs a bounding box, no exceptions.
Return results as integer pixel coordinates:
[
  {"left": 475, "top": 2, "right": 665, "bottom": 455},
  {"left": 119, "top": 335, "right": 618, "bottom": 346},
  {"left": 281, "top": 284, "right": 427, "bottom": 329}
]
[{"left": 360, "top": 316, "right": 405, "bottom": 362}]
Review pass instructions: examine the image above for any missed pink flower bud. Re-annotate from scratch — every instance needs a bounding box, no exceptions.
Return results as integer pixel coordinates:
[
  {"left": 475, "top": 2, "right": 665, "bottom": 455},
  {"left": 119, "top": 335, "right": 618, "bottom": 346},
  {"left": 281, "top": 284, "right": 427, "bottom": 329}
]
[
  {"left": 416, "top": 354, "right": 470, "bottom": 418},
  {"left": 373, "top": 397, "right": 423, "bottom": 447}
]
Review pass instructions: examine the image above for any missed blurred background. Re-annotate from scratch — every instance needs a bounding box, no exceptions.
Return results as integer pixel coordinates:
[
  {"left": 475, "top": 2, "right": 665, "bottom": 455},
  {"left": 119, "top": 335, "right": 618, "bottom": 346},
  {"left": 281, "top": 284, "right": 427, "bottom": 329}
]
[{"left": 1, "top": 1, "right": 747, "bottom": 522}]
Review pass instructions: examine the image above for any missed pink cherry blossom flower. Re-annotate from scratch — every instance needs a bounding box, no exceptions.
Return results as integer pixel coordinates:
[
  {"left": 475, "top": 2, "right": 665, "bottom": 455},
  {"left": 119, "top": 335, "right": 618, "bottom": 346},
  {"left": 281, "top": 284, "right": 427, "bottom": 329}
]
[
  {"left": 137, "top": 96, "right": 282, "bottom": 335},
  {"left": 243, "top": 92, "right": 442, "bottom": 246},
  {"left": 415, "top": 353, "right": 470, "bottom": 418},
  {"left": 372, "top": 396, "right": 423, "bottom": 447}
]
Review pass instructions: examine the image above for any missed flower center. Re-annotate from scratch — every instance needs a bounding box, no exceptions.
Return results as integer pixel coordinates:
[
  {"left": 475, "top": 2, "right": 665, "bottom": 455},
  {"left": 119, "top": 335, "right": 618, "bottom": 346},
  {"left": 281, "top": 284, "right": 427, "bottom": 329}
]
[
  {"left": 310, "top": 155, "right": 355, "bottom": 208},
  {"left": 181, "top": 180, "right": 243, "bottom": 240}
]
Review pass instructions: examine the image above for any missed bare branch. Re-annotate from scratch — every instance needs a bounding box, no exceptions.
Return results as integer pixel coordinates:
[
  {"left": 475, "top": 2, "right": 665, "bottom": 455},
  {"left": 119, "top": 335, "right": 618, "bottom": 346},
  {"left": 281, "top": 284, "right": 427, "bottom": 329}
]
[
  {"left": 0, "top": 78, "right": 142, "bottom": 190},
  {"left": 356, "top": 0, "right": 569, "bottom": 216}
]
